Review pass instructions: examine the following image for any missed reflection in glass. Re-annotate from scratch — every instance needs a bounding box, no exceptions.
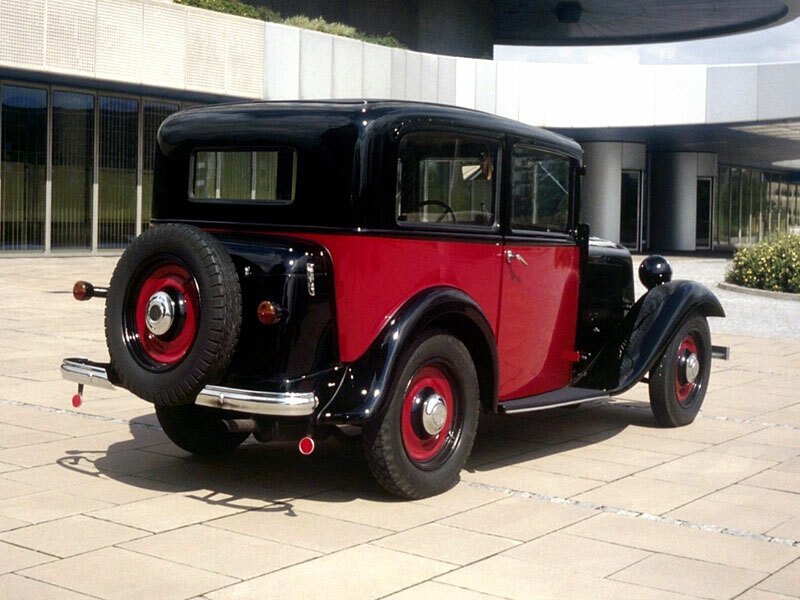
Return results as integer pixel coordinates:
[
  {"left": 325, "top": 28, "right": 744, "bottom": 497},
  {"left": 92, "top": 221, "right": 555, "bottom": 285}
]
[
  {"left": 142, "top": 101, "right": 179, "bottom": 229},
  {"left": 696, "top": 178, "right": 712, "bottom": 250},
  {"left": 510, "top": 146, "right": 570, "bottom": 232},
  {"left": 1, "top": 86, "right": 47, "bottom": 251},
  {"left": 99, "top": 96, "right": 139, "bottom": 248},
  {"left": 192, "top": 150, "right": 296, "bottom": 203},
  {"left": 620, "top": 171, "right": 640, "bottom": 250},
  {"left": 52, "top": 91, "right": 94, "bottom": 250}
]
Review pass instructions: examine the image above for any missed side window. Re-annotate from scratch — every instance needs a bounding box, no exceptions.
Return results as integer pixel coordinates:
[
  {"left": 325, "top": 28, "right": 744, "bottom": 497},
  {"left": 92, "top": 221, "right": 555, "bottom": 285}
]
[
  {"left": 396, "top": 132, "right": 498, "bottom": 228},
  {"left": 511, "top": 146, "right": 571, "bottom": 232},
  {"left": 191, "top": 149, "right": 296, "bottom": 203}
]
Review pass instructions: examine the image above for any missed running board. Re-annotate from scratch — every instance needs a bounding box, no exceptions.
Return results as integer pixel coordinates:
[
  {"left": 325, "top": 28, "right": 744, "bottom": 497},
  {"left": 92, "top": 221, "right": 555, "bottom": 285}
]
[{"left": 498, "top": 387, "right": 609, "bottom": 414}]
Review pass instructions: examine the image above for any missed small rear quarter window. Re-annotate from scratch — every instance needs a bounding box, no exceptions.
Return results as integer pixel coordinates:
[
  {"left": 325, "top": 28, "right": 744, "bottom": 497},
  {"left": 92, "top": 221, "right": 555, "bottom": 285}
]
[{"left": 191, "top": 149, "right": 296, "bottom": 203}]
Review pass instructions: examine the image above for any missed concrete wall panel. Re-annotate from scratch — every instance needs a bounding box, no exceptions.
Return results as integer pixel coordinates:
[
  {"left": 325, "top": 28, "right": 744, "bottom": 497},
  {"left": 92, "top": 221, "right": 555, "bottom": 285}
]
[
  {"left": 185, "top": 8, "right": 226, "bottom": 92},
  {"left": 706, "top": 65, "right": 758, "bottom": 123},
  {"left": 97, "top": 0, "right": 143, "bottom": 84},
  {"left": 455, "top": 58, "right": 476, "bottom": 109},
  {"left": 404, "top": 51, "right": 422, "bottom": 101},
  {"left": 333, "top": 37, "right": 364, "bottom": 98},
  {"left": 622, "top": 143, "right": 647, "bottom": 171},
  {"left": 264, "top": 23, "right": 300, "bottom": 100},
  {"left": 390, "top": 48, "right": 407, "bottom": 99},
  {"left": 143, "top": 1, "right": 186, "bottom": 90},
  {"left": 654, "top": 66, "right": 707, "bottom": 125},
  {"left": 47, "top": 0, "right": 96, "bottom": 74},
  {"left": 299, "top": 30, "right": 333, "bottom": 99},
  {"left": 225, "top": 17, "right": 263, "bottom": 97},
  {"left": 437, "top": 56, "right": 457, "bottom": 105},
  {"left": 757, "top": 63, "right": 800, "bottom": 121},
  {"left": 0, "top": 0, "right": 45, "bottom": 68},
  {"left": 495, "top": 60, "right": 519, "bottom": 120},
  {"left": 697, "top": 152, "right": 718, "bottom": 178},
  {"left": 363, "top": 43, "right": 392, "bottom": 98},
  {"left": 420, "top": 53, "right": 439, "bottom": 102},
  {"left": 474, "top": 59, "right": 496, "bottom": 114}
]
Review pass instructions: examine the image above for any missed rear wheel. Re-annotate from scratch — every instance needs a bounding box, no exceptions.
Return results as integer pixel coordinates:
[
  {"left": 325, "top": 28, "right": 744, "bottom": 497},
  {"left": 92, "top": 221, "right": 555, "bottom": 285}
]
[
  {"left": 155, "top": 404, "right": 248, "bottom": 455},
  {"left": 648, "top": 314, "right": 711, "bottom": 427},
  {"left": 105, "top": 224, "right": 241, "bottom": 407},
  {"left": 363, "top": 333, "right": 479, "bottom": 499}
]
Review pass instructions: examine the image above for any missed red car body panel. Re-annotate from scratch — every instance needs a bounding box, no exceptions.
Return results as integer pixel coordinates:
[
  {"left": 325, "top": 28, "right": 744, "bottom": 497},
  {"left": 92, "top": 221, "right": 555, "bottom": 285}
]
[
  {"left": 496, "top": 244, "right": 581, "bottom": 400},
  {"left": 289, "top": 232, "right": 504, "bottom": 360}
]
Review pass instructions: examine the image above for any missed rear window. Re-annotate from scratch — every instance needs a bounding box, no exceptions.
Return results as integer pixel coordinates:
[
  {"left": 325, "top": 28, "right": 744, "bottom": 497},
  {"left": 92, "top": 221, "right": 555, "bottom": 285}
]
[{"left": 191, "top": 149, "right": 296, "bottom": 203}]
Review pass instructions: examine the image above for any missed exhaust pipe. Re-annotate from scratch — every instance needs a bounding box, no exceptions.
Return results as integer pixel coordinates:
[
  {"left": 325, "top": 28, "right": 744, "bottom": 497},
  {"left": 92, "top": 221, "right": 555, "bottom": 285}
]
[{"left": 222, "top": 419, "right": 258, "bottom": 434}]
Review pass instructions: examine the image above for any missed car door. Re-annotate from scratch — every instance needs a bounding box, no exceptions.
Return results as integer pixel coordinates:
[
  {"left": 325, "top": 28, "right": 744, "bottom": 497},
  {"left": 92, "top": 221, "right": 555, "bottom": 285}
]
[{"left": 496, "top": 144, "right": 581, "bottom": 401}]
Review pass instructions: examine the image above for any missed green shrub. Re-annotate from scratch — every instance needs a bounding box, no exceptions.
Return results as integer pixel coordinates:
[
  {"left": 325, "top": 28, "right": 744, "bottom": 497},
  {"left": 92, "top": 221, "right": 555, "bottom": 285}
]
[
  {"left": 726, "top": 234, "right": 800, "bottom": 293},
  {"left": 174, "top": 0, "right": 403, "bottom": 48},
  {"left": 175, "top": 0, "right": 280, "bottom": 22}
]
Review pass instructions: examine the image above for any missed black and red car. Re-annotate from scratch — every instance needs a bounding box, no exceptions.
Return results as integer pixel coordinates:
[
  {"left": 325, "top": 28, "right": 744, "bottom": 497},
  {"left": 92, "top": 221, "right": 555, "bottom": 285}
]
[{"left": 63, "top": 100, "right": 725, "bottom": 498}]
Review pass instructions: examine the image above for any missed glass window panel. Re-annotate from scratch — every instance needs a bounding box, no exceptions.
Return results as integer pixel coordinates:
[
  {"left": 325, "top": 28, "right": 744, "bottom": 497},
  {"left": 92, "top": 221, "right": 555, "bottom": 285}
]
[
  {"left": 142, "top": 101, "right": 179, "bottom": 229},
  {"left": 98, "top": 96, "right": 138, "bottom": 249},
  {"left": 511, "top": 146, "right": 571, "bottom": 232},
  {"left": 620, "top": 171, "right": 640, "bottom": 249},
  {"left": 696, "top": 178, "right": 712, "bottom": 249},
  {"left": 1, "top": 85, "right": 47, "bottom": 251},
  {"left": 730, "top": 168, "right": 741, "bottom": 244},
  {"left": 716, "top": 167, "right": 730, "bottom": 245},
  {"left": 52, "top": 91, "right": 94, "bottom": 250},
  {"left": 396, "top": 133, "right": 498, "bottom": 228},
  {"left": 192, "top": 149, "right": 296, "bottom": 203}
]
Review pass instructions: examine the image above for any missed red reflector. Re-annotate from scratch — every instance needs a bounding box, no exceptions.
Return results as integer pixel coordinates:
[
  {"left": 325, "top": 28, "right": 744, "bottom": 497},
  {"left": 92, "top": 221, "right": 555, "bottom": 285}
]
[
  {"left": 298, "top": 436, "right": 315, "bottom": 455},
  {"left": 257, "top": 301, "right": 283, "bottom": 325},
  {"left": 72, "top": 281, "right": 93, "bottom": 301},
  {"left": 71, "top": 394, "right": 83, "bottom": 408}
]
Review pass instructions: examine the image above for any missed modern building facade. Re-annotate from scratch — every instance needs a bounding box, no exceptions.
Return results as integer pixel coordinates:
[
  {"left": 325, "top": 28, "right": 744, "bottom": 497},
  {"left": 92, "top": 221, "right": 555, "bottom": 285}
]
[{"left": 1, "top": 0, "right": 799, "bottom": 255}]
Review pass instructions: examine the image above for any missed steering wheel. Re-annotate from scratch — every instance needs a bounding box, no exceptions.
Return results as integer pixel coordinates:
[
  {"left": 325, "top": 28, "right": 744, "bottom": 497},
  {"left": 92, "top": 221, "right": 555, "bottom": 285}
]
[{"left": 410, "top": 201, "right": 456, "bottom": 223}]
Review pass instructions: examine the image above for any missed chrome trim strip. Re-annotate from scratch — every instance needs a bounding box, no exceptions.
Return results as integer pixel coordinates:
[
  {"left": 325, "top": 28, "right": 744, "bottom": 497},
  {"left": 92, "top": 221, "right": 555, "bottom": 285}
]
[
  {"left": 500, "top": 396, "right": 608, "bottom": 414},
  {"left": 61, "top": 358, "right": 318, "bottom": 417},
  {"left": 61, "top": 358, "right": 116, "bottom": 390},
  {"left": 196, "top": 386, "right": 317, "bottom": 417}
]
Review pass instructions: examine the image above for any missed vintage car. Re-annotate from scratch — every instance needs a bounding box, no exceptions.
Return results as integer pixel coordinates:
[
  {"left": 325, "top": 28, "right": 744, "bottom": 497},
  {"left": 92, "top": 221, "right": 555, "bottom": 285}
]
[{"left": 62, "top": 100, "right": 726, "bottom": 499}]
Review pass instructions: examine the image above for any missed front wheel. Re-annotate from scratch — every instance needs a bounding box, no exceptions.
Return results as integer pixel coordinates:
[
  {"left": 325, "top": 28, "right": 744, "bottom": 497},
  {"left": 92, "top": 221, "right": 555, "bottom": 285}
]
[
  {"left": 155, "top": 404, "right": 249, "bottom": 455},
  {"left": 363, "top": 333, "right": 479, "bottom": 499},
  {"left": 648, "top": 314, "right": 711, "bottom": 427}
]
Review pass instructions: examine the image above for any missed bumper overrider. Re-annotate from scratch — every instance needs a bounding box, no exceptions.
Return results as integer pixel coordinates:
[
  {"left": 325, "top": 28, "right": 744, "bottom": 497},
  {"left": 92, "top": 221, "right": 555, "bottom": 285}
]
[{"left": 61, "top": 357, "right": 317, "bottom": 417}]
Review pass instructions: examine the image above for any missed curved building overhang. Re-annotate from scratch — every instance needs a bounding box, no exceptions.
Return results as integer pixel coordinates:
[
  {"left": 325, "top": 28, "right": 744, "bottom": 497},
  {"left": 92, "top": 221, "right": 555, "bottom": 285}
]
[{"left": 493, "top": 0, "right": 800, "bottom": 46}]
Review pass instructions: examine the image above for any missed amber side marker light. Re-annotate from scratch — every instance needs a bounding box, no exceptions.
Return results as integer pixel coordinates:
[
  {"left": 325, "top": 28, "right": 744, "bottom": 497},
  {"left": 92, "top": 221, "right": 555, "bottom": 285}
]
[
  {"left": 257, "top": 301, "right": 284, "bottom": 325},
  {"left": 72, "top": 281, "right": 108, "bottom": 301}
]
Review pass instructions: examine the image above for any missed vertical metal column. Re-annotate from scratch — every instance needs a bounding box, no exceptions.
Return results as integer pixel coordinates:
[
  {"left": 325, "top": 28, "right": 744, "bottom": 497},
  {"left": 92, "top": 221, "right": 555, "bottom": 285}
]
[
  {"left": 92, "top": 93, "right": 99, "bottom": 253},
  {"left": 45, "top": 86, "right": 53, "bottom": 253},
  {"left": 136, "top": 100, "right": 144, "bottom": 236}
]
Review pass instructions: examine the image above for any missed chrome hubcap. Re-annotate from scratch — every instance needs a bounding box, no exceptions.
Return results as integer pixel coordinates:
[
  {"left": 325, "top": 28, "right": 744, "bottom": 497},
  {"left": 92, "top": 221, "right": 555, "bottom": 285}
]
[
  {"left": 145, "top": 291, "right": 176, "bottom": 336},
  {"left": 420, "top": 393, "right": 447, "bottom": 436},
  {"left": 684, "top": 352, "right": 700, "bottom": 383}
]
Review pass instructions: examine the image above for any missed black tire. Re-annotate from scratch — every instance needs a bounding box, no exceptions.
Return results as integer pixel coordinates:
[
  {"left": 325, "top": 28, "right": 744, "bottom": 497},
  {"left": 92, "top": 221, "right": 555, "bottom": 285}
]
[
  {"left": 363, "top": 332, "right": 480, "bottom": 499},
  {"left": 155, "top": 404, "right": 248, "bottom": 455},
  {"left": 105, "top": 224, "right": 241, "bottom": 407},
  {"left": 648, "top": 313, "right": 711, "bottom": 427}
]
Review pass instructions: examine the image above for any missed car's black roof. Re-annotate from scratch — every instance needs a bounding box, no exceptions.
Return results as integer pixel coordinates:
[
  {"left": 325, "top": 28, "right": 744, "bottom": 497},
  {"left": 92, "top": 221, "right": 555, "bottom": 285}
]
[{"left": 158, "top": 99, "right": 583, "bottom": 160}]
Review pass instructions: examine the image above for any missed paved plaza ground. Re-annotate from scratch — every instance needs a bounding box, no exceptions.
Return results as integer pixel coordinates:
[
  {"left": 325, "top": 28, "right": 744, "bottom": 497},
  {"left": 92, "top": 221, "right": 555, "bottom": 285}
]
[{"left": 0, "top": 254, "right": 798, "bottom": 599}]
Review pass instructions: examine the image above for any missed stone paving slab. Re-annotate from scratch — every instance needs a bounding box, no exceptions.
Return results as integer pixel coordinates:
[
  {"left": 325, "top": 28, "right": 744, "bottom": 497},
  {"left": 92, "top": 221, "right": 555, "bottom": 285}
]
[{"left": 0, "top": 255, "right": 798, "bottom": 599}]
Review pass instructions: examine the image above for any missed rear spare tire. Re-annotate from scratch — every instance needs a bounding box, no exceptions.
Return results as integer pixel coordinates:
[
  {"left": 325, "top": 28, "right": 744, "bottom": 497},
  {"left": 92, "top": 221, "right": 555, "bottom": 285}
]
[{"left": 105, "top": 224, "right": 241, "bottom": 407}]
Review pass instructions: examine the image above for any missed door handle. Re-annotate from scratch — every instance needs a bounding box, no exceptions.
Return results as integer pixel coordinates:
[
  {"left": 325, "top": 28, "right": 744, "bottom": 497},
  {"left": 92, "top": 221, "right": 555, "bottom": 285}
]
[{"left": 505, "top": 250, "right": 528, "bottom": 266}]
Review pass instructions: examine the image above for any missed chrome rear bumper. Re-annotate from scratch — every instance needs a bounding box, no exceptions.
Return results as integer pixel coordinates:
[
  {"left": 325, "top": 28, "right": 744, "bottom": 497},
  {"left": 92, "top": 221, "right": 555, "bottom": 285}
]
[{"left": 61, "top": 358, "right": 317, "bottom": 417}]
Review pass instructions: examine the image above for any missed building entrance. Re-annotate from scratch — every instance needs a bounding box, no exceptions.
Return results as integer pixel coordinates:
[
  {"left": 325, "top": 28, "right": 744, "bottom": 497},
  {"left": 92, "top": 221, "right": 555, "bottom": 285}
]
[{"left": 620, "top": 170, "right": 642, "bottom": 250}]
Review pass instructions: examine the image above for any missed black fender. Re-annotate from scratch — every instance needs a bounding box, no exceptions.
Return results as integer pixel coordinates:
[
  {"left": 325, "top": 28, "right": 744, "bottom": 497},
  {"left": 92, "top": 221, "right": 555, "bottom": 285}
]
[
  {"left": 315, "top": 287, "right": 498, "bottom": 425},
  {"left": 574, "top": 280, "right": 724, "bottom": 394}
]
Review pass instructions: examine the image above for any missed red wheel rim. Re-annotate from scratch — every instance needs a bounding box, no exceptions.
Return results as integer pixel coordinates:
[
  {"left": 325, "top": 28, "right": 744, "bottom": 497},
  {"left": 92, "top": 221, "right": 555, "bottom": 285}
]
[
  {"left": 401, "top": 365, "right": 455, "bottom": 464},
  {"left": 131, "top": 263, "right": 199, "bottom": 366},
  {"left": 675, "top": 334, "right": 699, "bottom": 406}
]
